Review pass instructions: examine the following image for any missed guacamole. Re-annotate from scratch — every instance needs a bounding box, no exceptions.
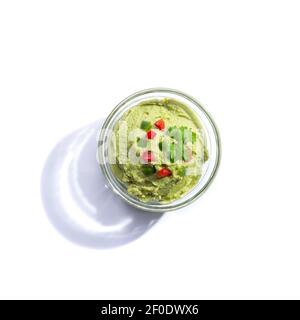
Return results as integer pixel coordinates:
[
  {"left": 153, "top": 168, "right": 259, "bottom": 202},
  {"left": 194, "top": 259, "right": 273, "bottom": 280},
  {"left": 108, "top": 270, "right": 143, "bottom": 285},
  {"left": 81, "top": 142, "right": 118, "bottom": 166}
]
[{"left": 109, "top": 99, "right": 209, "bottom": 203}]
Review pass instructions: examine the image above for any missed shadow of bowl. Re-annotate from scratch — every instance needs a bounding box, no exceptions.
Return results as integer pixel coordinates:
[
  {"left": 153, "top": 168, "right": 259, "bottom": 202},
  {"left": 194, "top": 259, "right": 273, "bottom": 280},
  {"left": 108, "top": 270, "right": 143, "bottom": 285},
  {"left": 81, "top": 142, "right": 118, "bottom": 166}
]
[{"left": 40, "top": 120, "right": 163, "bottom": 249}]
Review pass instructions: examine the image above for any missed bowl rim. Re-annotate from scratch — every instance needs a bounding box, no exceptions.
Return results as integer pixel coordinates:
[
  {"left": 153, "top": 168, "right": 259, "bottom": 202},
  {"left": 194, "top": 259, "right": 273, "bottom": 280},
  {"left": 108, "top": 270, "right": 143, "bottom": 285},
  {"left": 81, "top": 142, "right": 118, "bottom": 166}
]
[{"left": 98, "top": 87, "right": 221, "bottom": 212}]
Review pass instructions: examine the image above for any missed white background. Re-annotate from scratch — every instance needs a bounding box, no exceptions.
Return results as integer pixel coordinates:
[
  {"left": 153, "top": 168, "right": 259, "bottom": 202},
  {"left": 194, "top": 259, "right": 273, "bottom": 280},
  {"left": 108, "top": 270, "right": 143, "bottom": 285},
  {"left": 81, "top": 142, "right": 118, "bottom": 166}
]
[{"left": 0, "top": 0, "right": 300, "bottom": 299}]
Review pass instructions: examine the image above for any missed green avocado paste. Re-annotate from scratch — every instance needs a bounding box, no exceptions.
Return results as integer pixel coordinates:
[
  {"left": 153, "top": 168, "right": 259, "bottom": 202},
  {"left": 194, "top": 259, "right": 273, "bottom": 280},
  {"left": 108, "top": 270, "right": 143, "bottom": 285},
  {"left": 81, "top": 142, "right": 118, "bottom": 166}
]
[{"left": 109, "top": 99, "right": 209, "bottom": 203}]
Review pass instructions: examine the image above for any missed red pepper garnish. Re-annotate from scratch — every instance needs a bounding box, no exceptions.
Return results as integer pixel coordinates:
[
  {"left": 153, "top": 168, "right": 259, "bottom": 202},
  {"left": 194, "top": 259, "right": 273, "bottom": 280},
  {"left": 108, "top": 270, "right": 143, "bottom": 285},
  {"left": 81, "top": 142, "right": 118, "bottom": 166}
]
[
  {"left": 154, "top": 119, "right": 165, "bottom": 130},
  {"left": 157, "top": 167, "right": 172, "bottom": 178},
  {"left": 146, "top": 130, "right": 156, "bottom": 139},
  {"left": 141, "top": 151, "right": 155, "bottom": 163}
]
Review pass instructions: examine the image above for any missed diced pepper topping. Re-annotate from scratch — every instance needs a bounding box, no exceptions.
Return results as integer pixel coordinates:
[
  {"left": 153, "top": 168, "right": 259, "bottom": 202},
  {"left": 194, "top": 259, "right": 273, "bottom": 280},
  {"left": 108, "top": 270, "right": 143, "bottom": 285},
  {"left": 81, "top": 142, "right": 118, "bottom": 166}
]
[
  {"left": 141, "top": 151, "right": 155, "bottom": 163},
  {"left": 146, "top": 130, "right": 156, "bottom": 139},
  {"left": 154, "top": 119, "right": 165, "bottom": 130},
  {"left": 140, "top": 120, "right": 152, "bottom": 131},
  {"left": 157, "top": 167, "right": 172, "bottom": 178},
  {"left": 142, "top": 165, "right": 156, "bottom": 176}
]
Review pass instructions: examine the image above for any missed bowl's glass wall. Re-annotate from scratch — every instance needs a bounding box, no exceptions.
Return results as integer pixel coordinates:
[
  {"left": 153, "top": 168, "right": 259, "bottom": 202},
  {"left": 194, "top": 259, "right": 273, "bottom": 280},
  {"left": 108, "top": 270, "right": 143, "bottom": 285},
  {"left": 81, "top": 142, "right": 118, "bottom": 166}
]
[{"left": 98, "top": 88, "right": 220, "bottom": 212}]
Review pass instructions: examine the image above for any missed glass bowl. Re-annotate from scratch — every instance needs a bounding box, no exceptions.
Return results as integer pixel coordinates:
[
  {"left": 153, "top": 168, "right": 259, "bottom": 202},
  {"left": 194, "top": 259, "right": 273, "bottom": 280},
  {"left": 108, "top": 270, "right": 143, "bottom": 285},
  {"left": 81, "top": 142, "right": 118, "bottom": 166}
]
[{"left": 97, "top": 88, "right": 220, "bottom": 212}]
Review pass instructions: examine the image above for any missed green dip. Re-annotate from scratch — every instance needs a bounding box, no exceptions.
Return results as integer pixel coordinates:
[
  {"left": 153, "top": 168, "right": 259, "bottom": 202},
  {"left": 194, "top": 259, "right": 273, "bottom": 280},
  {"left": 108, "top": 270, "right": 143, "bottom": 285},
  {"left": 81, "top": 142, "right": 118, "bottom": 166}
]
[{"left": 109, "top": 99, "right": 208, "bottom": 203}]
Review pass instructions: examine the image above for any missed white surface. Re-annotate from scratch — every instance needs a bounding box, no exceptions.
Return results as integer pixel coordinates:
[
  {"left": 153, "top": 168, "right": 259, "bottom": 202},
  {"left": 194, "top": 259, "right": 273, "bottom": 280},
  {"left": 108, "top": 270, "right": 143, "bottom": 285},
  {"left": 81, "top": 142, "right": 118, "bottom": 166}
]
[{"left": 0, "top": 0, "right": 300, "bottom": 300}]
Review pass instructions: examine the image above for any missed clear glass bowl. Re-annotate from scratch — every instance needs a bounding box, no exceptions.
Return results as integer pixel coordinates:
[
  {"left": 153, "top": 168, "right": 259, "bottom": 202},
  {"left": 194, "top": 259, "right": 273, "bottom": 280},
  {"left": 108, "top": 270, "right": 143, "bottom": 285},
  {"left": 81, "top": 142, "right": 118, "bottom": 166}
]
[{"left": 98, "top": 88, "right": 221, "bottom": 212}]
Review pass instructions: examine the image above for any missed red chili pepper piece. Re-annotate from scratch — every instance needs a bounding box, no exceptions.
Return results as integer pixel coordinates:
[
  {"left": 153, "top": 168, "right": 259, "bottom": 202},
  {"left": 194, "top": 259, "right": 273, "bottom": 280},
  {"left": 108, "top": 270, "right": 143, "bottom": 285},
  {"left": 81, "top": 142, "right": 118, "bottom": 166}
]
[
  {"left": 154, "top": 119, "right": 165, "bottom": 130},
  {"left": 141, "top": 151, "right": 155, "bottom": 163},
  {"left": 146, "top": 130, "right": 156, "bottom": 139},
  {"left": 157, "top": 167, "right": 172, "bottom": 178}
]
